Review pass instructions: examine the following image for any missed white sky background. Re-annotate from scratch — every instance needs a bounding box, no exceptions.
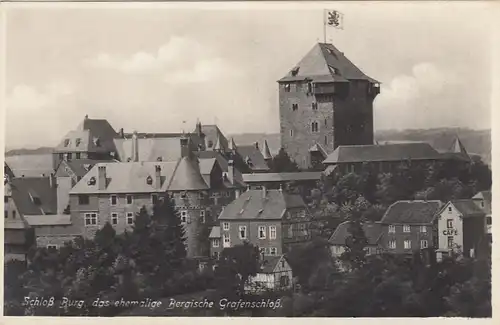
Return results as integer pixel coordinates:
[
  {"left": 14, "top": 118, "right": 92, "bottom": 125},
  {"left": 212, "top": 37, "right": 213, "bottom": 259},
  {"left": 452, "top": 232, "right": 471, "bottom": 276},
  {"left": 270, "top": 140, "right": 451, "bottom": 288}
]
[{"left": 3, "top": 2, "right": 494, "bottom": 149}]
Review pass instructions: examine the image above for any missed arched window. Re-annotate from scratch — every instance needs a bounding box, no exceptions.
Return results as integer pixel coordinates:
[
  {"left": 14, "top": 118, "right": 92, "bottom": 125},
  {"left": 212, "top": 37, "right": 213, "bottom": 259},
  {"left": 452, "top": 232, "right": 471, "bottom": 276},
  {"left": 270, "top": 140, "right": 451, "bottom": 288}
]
[{"left": 311, "top": 121, "right": 319, "bottom": 133}]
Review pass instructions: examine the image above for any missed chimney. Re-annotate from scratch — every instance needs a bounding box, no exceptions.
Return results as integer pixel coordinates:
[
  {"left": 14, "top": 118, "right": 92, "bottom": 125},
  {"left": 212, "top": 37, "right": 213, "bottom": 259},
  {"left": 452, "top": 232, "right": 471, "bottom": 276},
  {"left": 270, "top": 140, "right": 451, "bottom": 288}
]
[
  {"left": 131, "top": 131, "right": 139, "bottom": 162},
  {"left": 279, "top": 184, "right": 283, "bottom": 193},
  {"left": 196, "top": 120, "right": 202, "bottom": 137},
  {"left": 98, "top": 165, "right": 107, "bottom": 190},
  {"left": 235, "top": 189, "right": 240, "bottom": 199},
  {"left": 255, "top": 142, "right": 259, "bottom": 149},
  {"left": 84, "top": 114, "right": 88, "bottom": 120},
  {"left": 262, "top": 185, "right": 267, "bottom": 199},
  {"left": 180, "top": 136, "right": 191, "bottom": 158},
  {"left": 228, "top": 160, "right": 235, "bottom": 185},
  {"left": 119, "top": 128, "right": 124, "bottom": 138},
  {"left": 155, "top": 165, "right": 162, "bottom": 189},
  {"left": 49, "top": 173, "right": 55, "bottom": 188}
]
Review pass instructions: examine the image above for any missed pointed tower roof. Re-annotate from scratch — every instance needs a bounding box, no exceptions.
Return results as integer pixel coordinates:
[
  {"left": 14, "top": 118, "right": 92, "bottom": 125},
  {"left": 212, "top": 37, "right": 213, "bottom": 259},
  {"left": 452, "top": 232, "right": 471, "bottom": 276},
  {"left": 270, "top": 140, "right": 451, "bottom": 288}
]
[
  {"left": 279, "top": 43, "right": 378, "bottom": 84},
  {"left": 228, "top": 137, "right": 237, "bottom": 151},
  {"left": 449, "top": 136, "right": 468, "bottom": 155},
  {"left": 168, "top": 157, "right": 209, "bottom": 191},
  {"left": 262, "top": 140, "right": 272, "bottom": 160},
  {"left": 213, "top": 135, "right": 222, "bottom": 151}
]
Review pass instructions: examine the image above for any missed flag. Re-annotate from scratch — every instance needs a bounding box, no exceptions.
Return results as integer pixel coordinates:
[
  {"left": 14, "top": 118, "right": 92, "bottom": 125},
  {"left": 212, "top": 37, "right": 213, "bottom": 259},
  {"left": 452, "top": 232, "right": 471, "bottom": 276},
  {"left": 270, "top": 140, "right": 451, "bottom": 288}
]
[{"left": 325, "top": 10, "right": 344, "bottom": 29}]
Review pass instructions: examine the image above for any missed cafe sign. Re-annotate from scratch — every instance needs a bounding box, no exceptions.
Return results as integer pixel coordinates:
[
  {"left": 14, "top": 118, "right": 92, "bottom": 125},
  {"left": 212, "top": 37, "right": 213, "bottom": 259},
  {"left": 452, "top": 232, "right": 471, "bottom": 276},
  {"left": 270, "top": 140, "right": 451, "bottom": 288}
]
[{"left": 442, "top": 229, "right": 458, "bottom": 236}]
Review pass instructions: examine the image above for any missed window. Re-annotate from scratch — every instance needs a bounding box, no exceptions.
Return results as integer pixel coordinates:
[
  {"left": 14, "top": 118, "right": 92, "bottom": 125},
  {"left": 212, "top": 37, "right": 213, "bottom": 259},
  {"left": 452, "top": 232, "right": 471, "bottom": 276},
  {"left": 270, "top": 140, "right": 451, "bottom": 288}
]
[
  {"left": 75, "top": 153, "right": 81, "bottom": 159},
  {"left": 223, "top": 222, "right": 230, "bottom": 231},
  {"left": 64, "top": 139, "right": 70, "bottom": 147},
  {"left": 388, "top": 240, "right": 396, "bottom": 249},
  {"left": 420, "top": 225, "right": 427, "bottom": 233},
  {"left": 292, "top": 104, "right": 298, "bottom": 111},
  {"left": 487, "top": 216, "right": 492, "bottom": 225},
  {"left": 448, "top": 206, "right": 452, "bottom": 213},
  {"left": 447, "top": 236, "right": 454, "bottom": 248},
  {"left": 223, "top": 234, "right": 230, "bottom": 247},
  {"left": 312, "top": 102, "right": 318, "bottom": 110},
  {"left": 47, "top": 245, "right": 58, "bottom": 250},
  {"left": 126, "top": 195, "right": 133, "bottom": 205},
  {"left": 324, "top": 119, "right": 327, "bottom": 126},
  {"left": 239, "top": 226, "right": 247, "bottom": 239},
  {"left": 420, "top": 240, "right": 428, "bottom": 249},
  {"left": 200, "top": 210, "right": 206, "bottom": 223},
  {"left": 213, "top": 238, "right": 220, "bottom": 248},
  {"left": 270, "top": 247, "right": 277, "bottom": 256},
  {"left": 84, "top": 213, "right": 98, "bottom": 226},
  {"left": 290, "top": 130, "right": 293, "bottom": 137},
  {"left": 281, "top": 260, "right": 285, "bottom": 268},
  {"left": 324, "top": 136, "right": 328, "bottom": 145},
  {"left": 213, "top": 251, "right": 220, "bottom": 260},
  {"left": 388, "top": 225, "right": 396, "bottom": 233},
  {"left": 258, "top": 226, "right": 266, "bottom": 239},
  {"left": 270, "top": 226, "right": 277, "bottom": 239},
  {"left": 67, "top": 153, "right": 72, "bottom": 161},
  {"left": 4, "top": 210, "right": 7, "bottom": 219},
  {"left": 4, "top": 196, "right": 8, "bottom": 203},
  {"left": 307, "top": 82, "right": 313, "bottom": 93},
  {"left": 151, "top": 194, "right": 158, "bottom": 205},
  {"left": 59, "top": 153, "right": 64, "bottom": 160},
  {"left": 284, "top": 84, "right": 291, "bottom": 92},
  {"left": 481, "top": 201, "right": 485, "bottom": 208},
  {"left": 404, "top": 240, "right": 412, "bottom": 250},
  {"left": 12, "top": 211, "right": 16, "bottom": 219},
  {"left": 403, "top": 225, "right": 411, "bottom": 233},
  {"left": 311, "top": 121, "right": 319, "bottom": 133},
  {"left": 75, "top": 138, "right": 81, "bottom": 147},
  {"left": 110, "top": 195, "right": 117, "bottom": 206},
  {"left": 146, "top": 176, "right": 153, "bottom": 185},
  {"left": 126, "top": 212, "right": 134, "bottom": 225},
  {"left": 78, "top": 195, "right": 89, "bottom": 205},
  {"left": 111, "top": 213, "right": 118, "bottom": 225},
  {"left": 180, "top": 210, "right": 188, "bottom": 223},
  {"left": 446, "top": 219, "right": 453, "bottom": 228}
]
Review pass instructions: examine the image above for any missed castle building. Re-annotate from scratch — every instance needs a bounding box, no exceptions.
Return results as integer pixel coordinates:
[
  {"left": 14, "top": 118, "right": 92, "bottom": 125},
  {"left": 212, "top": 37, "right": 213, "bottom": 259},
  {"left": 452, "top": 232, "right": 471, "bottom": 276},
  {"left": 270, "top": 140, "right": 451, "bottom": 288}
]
[{"left": 278, "top": 43, "right": 380, "bottom": 169}]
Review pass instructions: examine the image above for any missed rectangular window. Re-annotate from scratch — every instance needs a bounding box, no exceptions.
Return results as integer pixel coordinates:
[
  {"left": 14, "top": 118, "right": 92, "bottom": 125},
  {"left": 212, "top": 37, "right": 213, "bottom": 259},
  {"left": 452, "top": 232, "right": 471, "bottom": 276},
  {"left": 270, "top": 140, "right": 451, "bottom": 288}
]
[
  {"left": 126, "top": 195, "right": 133, "bottom": 205},
  {"left": 270, "top": 226, "right": 277, "bottom": 239},
  {"left": 59, "top": 153, "right": 64, "bottom": 160},
  {"left": 223, "top": 222, "right": 230, "bottom": 231},
  {"left": 67, "top": 153, "right": 72, "bottom": 161},
  {"left": 110, "top": 195, "right": 117, "bottom": 206},
  {"left": 223, "top": 234, "right": 230, "bottom": 247},
  {"left": 388, "top": 240, "right": 396, "bottom": 249},
  {"left": 258, "top": 226, "right": 266, "bottom": 239},
  {"left": 239, "top": 226, "right": 247, "bottom": 240},
  {"left": 487, "top": 216, "right": 492, "bottom": 225},
  {"left": 111, "top": 213, "right": 118, "bottom": 225},
  {"left": 213, "top": 238, "right": 220, "bottom": 248},
  {"left": 312, "top": 102, "right": 318, "bottom": 110},
  {"left": 420, "top": 240, "right": 428, "bottom": 249},
  {"left": 75, "top": 153, "right": 81, "bottom": 159},
  {"left": 75, "top": 138, "right": 81, "bottom": 147},
  {"left": 126, "top": 212, "right": 134, "bottom": 225},
  {"left": 84, "top": 213, "right": 98, "bottom": 226},
  {"left": 151, "top": 194, "right": 158, "bottom": 205},
  {"left": 448, "top": 236, "right": 454, "bottom": 248},
  {"left": 78, "top": 195, "right": 89, "bottom": 205},
  {"left": 292, "top": 104, "right": 298, "bottom": 111},
  {"left": 388, "top": 225, "right": 396, "bottom": 233},
  {"left": 270, "top": 247, "right": 277, "bottom": 256},
  {"left": 420, "top": 225, "right": 427, "bottom": 233},
  {"left": 12, "top": 210, "right": 16, "bottom": 219},
  {"left": 180, "top": 210, "right": 188, "bottom": 223},
  {"left": 448, "top": 206, "right": 452, "bottom": 213},
  {"left": 404, "top": 240, "right": 412, "bottom": 249},
  {"left": 200, "top": 210, "right": 206, "bottom": 223},
  {"left": 290, "top": 130, "right": 293, "bottom": 137},
  {"left": 213, "top": 251, "right": 220, "bottom": 260},
  {"left": 47, "top": 245, "right": 58, "bottom": 250},
  {"left": 284, "top": 84, "right": 291, "bottom": 92},
  {"left": 447, "top": 219, "right": 453, "bottom": 228},
  {"left": 4, "top": 210, "right": 7, "bottom": 219},
  {"left": 4, "top": 196, "right": 8, "bottom": 203},
  {"left": 403, "top": 225, "right": 411, "bottom": 233}
]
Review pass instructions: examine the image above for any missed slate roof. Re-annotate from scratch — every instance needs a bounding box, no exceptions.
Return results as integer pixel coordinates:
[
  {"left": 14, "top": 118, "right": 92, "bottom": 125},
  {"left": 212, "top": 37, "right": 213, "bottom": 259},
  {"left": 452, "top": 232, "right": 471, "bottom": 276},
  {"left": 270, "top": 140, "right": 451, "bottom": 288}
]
[
  {"left": 9, "top": 177, "right": 58, "bottom": 215},
  {"left": 208, "top": 226, "right": 221, "bottom": 239},
  {"left": 5, "top": 154, "right": 54, "bottom": 178},
  {"left": 199, "top": 125, "right": 229, "bottom": 153},
  {"left": 55, "top": 117, "right": 118, "bottom": 153},
  {"left": 113, "top": 136, "right": 185, "bottom": 162},
  {"left": 236, "top": 145, "right": 270, "bottom": 172},
  {"left": 218, "top": 189, "right": 306, "bottom": 220},
  {"left": 195, "top": 152, "right": 245, "bottom": 188},
  {"left": 259, "top": 255, "right": 285, "bottom": 274},
  {"left": 329, "top": 221, "right": 383, "bottom": 246},
  {"left": 70, "top": 157, "right": 208, "bottom": 194},
  {"left": 279, "top": 43, "right": 378, "bottom": 83},
  {"left": 473, "top": 190, "right": 492, "bottom": 215},
  {"left": 323, "top": 143, "right": 442, "bottom": 164},
  {"left": 450, "top": 200, "right": 485, "bottom": 218},
  {"left": 56, "top": 159, "right": 111, "bottom": 178},
  {"left": 24, "top": 214, "right": 72, "bottom": 226},
  {"left": 242, "top": 172, "right": 322, "bottom": 183},
  {"left": 380, "top": 200, "right": 444, "bottom": 224}
]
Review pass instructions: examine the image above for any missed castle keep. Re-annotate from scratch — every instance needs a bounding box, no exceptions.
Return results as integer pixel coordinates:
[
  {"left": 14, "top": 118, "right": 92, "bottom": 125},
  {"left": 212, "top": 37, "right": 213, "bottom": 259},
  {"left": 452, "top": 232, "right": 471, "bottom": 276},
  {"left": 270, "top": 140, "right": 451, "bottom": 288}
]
[{"left": 278, "top": 43, "right": 380, "bottom": 169}]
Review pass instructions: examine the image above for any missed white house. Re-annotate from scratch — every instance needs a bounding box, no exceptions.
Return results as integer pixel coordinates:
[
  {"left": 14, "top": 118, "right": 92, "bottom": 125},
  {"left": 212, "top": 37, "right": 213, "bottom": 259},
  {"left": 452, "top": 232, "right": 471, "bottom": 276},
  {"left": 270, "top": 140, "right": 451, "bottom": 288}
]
[{"left": 245, "top": 255, "right": 293, "bottom": 292}]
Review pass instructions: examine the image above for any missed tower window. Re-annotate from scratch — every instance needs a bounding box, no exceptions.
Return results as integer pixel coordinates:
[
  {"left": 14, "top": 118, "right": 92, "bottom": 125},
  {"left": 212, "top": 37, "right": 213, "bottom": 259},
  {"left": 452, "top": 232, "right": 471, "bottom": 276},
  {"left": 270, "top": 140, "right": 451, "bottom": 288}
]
[
  {"left": 292, "top": 104, "right": 298, "bottom": 111},
  {"left": 311, "top": 122, "right": 319, "bottom": 133},
  {"left": 284, "top": 84, "right": 291, "bottom": 92},
  {"left": 307, "top": 82, "right": 313, "bottom": 93},
  {"left": 312, "top": 102, "right": 318, "bottom": 110},
  {"left": 324, "top": 136, "right": 328, "bottom": 145},
  {"left": 324, "top": 119, "right": 327, "bottom": 126},
  {"left": 290, "top": 130, "right": 293, "bottom": 137}
]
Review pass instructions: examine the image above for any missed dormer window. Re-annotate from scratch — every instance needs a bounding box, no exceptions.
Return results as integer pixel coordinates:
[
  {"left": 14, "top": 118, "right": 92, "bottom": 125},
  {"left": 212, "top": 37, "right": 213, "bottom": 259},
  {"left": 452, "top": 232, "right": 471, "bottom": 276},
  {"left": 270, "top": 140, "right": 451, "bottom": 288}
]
[
  {"left": 64, "top": 139, "right": 70, "bottom": 147},
  {"left": 146, "top": 176, "right": 153, "bottom": 185},
  {"left": 93, "top": 137, "right": 101, "bottom": 147},
  {"left": 207, "top": 140, "right": 213, "bottom": 148},
  {"left": 30, "top": 193, "right": 41, "bottom": 205},
  {"left": 157, "top": 157, "right": 162, "bottom": 162},
  {"left": 328, "top": 65, "right": 340, "bottom": 75},
  {"left": 75, "top": 138, "right": 81, "bottom": 147},
  {"left": 88, "top": 177, "right": 96, "bottom": 185},
  {"left": 291, "top": 67, "right": 299, "bottom": 76}
]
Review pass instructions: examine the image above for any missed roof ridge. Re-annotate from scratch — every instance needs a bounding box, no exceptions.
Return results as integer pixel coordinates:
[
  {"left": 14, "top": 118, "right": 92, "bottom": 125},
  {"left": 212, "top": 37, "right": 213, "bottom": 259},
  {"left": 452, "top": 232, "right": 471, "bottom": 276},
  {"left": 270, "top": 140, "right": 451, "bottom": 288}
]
[{"left": 166, "top": 158, "right": 183, "bottom": 190}]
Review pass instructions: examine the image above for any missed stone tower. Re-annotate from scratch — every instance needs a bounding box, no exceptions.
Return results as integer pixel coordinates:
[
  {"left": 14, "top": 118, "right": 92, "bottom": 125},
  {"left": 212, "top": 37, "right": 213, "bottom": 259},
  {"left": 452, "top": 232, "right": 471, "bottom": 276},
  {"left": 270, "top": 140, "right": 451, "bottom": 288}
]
[{"left": 278, "top": 43, "right": 380, "bottom": 169}]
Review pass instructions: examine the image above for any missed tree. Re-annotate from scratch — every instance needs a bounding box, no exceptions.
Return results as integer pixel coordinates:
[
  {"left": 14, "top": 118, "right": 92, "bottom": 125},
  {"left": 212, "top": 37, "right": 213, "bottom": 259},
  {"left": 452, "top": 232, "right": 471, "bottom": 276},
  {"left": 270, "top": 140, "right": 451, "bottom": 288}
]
[
  {"left": 268, "top": 148, "right": 300, "bottom": 173},
  {"left": 331, "top": 172, "right": 365, "bottom": 205},
  {"left": 339, "top": 203, "right": 368, "bottom": 271}
]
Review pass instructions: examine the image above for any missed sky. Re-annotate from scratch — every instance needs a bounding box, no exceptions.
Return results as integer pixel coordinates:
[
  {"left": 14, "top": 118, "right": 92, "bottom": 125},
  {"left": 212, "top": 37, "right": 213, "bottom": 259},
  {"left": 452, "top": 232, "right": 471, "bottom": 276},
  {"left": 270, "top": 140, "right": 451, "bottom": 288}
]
[{"left": 2, "top": 2, "right": 495, "bottom": 149}]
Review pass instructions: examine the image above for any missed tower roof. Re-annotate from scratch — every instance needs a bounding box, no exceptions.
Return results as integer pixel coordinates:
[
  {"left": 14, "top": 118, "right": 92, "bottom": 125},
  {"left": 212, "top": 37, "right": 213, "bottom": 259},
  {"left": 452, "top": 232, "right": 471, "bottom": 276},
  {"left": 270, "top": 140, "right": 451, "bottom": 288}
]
[
  {"left": 279, "top": 43, "right": 378, "bottom": 84},
  {"left": 449, "top": 137, "right": 469, "bottom": 155},
  {"left": 262, "top": 140, "right": 272, "bottom": 160}
]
